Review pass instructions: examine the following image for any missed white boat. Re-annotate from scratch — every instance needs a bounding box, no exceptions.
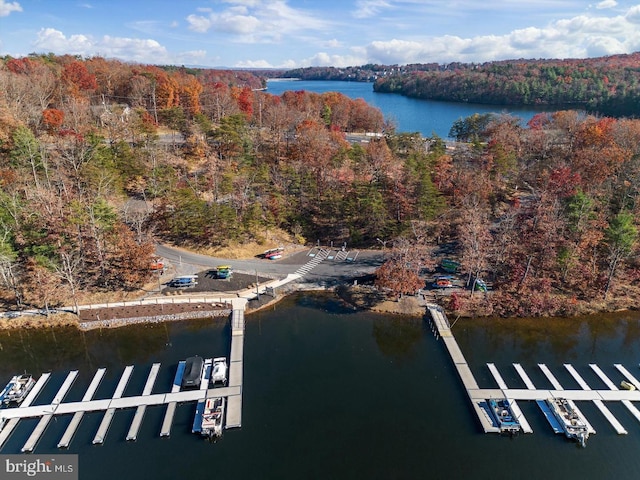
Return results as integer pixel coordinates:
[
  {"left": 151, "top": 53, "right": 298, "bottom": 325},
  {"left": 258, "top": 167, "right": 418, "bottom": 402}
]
[
  {"left": 547, "top": 397, "right": 589, "bottom": 447},
  {"left": 487, "top": 398, "right": 521, "bottom": 434},
  {"left": 0, "top": 374, "right": 36, "bottom": 405},
  {"left": 211, "top": 357, "right": 228, "bottom": 385},
  {"left": 201, "top": 397, "right": 225, "bottom": 438}
]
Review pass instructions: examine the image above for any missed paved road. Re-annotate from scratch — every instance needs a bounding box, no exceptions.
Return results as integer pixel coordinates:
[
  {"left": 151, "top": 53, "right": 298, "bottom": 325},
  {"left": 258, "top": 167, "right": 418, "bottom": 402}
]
[{"left": 155, "top": 244, "right": 385, "bottom": 287}]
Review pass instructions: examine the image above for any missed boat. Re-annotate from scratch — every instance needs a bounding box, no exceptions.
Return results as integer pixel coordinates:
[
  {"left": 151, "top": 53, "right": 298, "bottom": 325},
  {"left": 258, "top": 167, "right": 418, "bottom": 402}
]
[
  {"left": 621, "top": 380, "right": 636, "bottom": 391},
  {"left": 182, "top": 356, "right": 204, "bottom": 388},
  {"left": 487, "top": 398, "right": 521, "bottom": 434},
  {"left": 169, "top": 275, "right": 197, "bottom": 288},
  {"left": 211, "top": 357, "right": 228, "bottom": 385},
  {"left": 0, "top": 374, "right": 36, "bottom": 405},
  {"left": 200, "top": 397, "right": 225, "bottom": 438},
  {"left": 546, "top": 397, "right": 589, "bottom": 447}
]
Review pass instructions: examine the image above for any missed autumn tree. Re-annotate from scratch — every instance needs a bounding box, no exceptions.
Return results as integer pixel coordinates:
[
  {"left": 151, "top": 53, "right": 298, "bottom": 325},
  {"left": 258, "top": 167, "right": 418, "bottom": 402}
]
[
  {"left": 604, "top": 211, "right": 638, "bottom": 298},
  {"left": 42, "top": 108, "right": 64, "bottom": 133}
]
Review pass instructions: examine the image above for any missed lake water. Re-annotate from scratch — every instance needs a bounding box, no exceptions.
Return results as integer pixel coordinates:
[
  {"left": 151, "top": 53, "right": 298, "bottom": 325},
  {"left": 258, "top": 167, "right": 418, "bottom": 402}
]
[
  {"left": 266, "top": 79, "right": 554, "bottom": 138},
  {"left": 2, "top": 292, "right": 640, "bottom": 479}
]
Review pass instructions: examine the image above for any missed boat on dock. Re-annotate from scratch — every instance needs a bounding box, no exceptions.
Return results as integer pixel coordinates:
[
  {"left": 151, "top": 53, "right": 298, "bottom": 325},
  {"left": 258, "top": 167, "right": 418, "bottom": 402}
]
[
  {"left": 211, "top": 357, "right": 228, "bottom": 385},
  {"left": 546, "top": 397, "right": 589, "bottom": 447},
  {"left": 0, "top": 374, "right": 36, "bottom": 405},
  {"left": 200, "top": 397, "right": 225, "bottom": 439},
  {"left": 487, "top": 398, "right": 521, "bottom": 434},
  {"left": 182, "top": 356, "right": 204, "bottom": 388}
]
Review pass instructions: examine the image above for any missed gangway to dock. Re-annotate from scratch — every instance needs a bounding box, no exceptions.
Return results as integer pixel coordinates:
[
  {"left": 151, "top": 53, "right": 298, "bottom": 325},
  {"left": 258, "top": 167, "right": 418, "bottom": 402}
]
[{"left": 226, "top": 308, "right": 244, "bottom": 429}]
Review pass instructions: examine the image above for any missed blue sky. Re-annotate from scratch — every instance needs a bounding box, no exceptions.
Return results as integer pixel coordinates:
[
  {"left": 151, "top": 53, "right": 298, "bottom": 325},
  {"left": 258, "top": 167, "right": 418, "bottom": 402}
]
[{"left": 1, "top": 0, "right": 640, "bottom": 68}]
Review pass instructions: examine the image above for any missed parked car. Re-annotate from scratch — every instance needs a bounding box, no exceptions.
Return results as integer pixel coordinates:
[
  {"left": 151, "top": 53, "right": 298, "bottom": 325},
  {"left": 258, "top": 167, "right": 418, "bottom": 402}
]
[{"left": 432, "top": 276, "right": 454, "bottom": 289}]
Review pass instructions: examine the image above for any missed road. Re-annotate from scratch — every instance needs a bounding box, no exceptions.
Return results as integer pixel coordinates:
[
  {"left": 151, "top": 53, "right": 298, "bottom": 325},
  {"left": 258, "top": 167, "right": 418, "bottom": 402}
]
[{"left": 155, "top": 244, "right": 385, "bottom": 287}]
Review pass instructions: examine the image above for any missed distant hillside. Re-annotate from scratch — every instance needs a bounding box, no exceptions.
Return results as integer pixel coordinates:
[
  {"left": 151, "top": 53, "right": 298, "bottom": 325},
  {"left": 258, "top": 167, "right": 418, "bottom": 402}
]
[{"left": 373, "top": 53, "right": 640, "bottom": 117}]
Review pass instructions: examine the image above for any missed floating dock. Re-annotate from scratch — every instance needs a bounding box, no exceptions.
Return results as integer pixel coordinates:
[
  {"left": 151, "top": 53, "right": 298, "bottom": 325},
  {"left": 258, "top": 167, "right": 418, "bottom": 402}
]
[
  {"left": 427, "top": 304, "right": 640, "bottom": 441},
  {"left": 0, "top": 299, "right": 247, "bottom": 451},
  {"left": 22, "top": 371, "right": 78, "bottom": 452},
  {"left": 160, "top": 361, "right": 185, "bottom": 438},
  {"left": 126, "top": 363, "right": 161, "bottom": 441},
  {"left": 58, "top": 368, "right": 106, "bottom": 448}
]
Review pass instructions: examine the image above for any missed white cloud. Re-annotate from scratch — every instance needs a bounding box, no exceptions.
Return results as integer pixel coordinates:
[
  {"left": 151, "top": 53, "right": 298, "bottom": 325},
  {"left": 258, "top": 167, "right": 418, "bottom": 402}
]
[
  {"left": 235, "top": 58, "right": 274, "bottom": 68},
  {"left": 30, "top": 28, "right": 205, "bottom": 65},
  {"left": 0, "top": 0, "right": 21, "bottom": 16},
  {"left": 352, "top": 0, "right": 392, "bottom": 19},
  {"left": 34, "top": 28, "right": 93, "bottom": 54},
  {"left": 323, "top": 39, "right": 343, "bottom": 48},
  {"left": 186, "top": 14, "right": 214, "bottom": 33},
  {"left": 351, "top": 5, "right": 640, "bottom": 65},
  {"left": 626, "top": 5, "right": 640, "bottom": 23},
  {"left": 186, "top": 0, "right": 329, "bottom": 42},
  {"left": 596, "top": 0, "right": 617, "bottom": 9}
]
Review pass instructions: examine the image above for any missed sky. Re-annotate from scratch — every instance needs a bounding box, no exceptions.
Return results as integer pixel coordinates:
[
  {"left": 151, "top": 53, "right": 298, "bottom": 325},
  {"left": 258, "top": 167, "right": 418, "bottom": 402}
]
[{"left": 1, "top": 0, "right": 640, "bottom": 68}]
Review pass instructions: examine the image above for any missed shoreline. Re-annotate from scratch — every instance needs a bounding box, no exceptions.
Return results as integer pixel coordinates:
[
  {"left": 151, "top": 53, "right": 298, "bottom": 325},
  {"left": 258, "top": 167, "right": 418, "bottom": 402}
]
[
  {"left": 3, "top": 278, "right": 640, "bottom": 331},
  {"left": 0, "top": 283, "right": 425, "bottom": 331}
]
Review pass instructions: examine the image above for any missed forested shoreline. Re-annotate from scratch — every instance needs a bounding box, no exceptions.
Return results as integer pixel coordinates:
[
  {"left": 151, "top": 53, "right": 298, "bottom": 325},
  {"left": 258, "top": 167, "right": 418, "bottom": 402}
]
[
  {"left": 2, "top": 54, "right": 640, "bottom": 318},
  {"left": 373, "top": 53, "right": 640, "bottom": 117}
]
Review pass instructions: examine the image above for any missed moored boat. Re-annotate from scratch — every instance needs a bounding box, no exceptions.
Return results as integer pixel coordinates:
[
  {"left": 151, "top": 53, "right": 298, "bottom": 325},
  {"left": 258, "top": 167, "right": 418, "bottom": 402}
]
[
  {"left": 546, "top": 397, "right": 589, "bottom": 447},
  {"left": 487, "top": 398, "right": 521, "bottom": 434},
  {"left": 182, "top": 356, "right": 204, "bottom": 388},
  {"left": 0, "top": 374, "right": 36, "bottom": 405},
  {"left": 200, "top": 397, "right": 225, "bottom": 438},
  {"left": 211, "top": 357, "right": 228, "bottom": 385}
]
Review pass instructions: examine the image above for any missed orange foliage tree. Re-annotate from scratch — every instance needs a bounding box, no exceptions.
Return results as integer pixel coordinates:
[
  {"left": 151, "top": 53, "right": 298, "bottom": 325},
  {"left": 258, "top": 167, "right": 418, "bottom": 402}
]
[{"left": 42, "top": 108, "right": 64, "bottom": 132}]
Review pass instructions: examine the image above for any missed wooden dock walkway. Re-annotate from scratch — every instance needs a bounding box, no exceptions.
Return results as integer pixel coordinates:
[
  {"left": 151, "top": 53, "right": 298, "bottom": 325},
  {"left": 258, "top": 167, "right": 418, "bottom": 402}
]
[
  {"left": 0, "top": 298, "right": 248, "bottom": 451},
  {"left": 427, "top": 304, "right": 640, "bottom": 439}
]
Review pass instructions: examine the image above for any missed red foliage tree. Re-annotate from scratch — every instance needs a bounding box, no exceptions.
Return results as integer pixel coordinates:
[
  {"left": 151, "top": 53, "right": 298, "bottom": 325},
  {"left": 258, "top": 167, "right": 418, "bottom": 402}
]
[
  {"left": 42, "top": 108, "right": 64, "bottom": 132},
  {"left": 62, "top": 61, "right": 98, "bottom": 94}
]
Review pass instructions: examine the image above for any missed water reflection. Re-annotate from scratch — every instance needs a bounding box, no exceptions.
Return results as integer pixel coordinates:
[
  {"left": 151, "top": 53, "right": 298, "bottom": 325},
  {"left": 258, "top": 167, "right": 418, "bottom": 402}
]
[{"left": 372, "top": 315, "right": 424, "bottom": 364}]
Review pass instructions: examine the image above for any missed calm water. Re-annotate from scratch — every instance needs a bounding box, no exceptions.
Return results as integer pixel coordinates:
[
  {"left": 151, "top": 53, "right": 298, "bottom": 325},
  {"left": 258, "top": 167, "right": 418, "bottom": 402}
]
[
  {"left": 2, "top": 293, "right": 640, "bottom": 479},
  {"left": 266, "top": 79, "right": 554, "bottom": 138}
]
